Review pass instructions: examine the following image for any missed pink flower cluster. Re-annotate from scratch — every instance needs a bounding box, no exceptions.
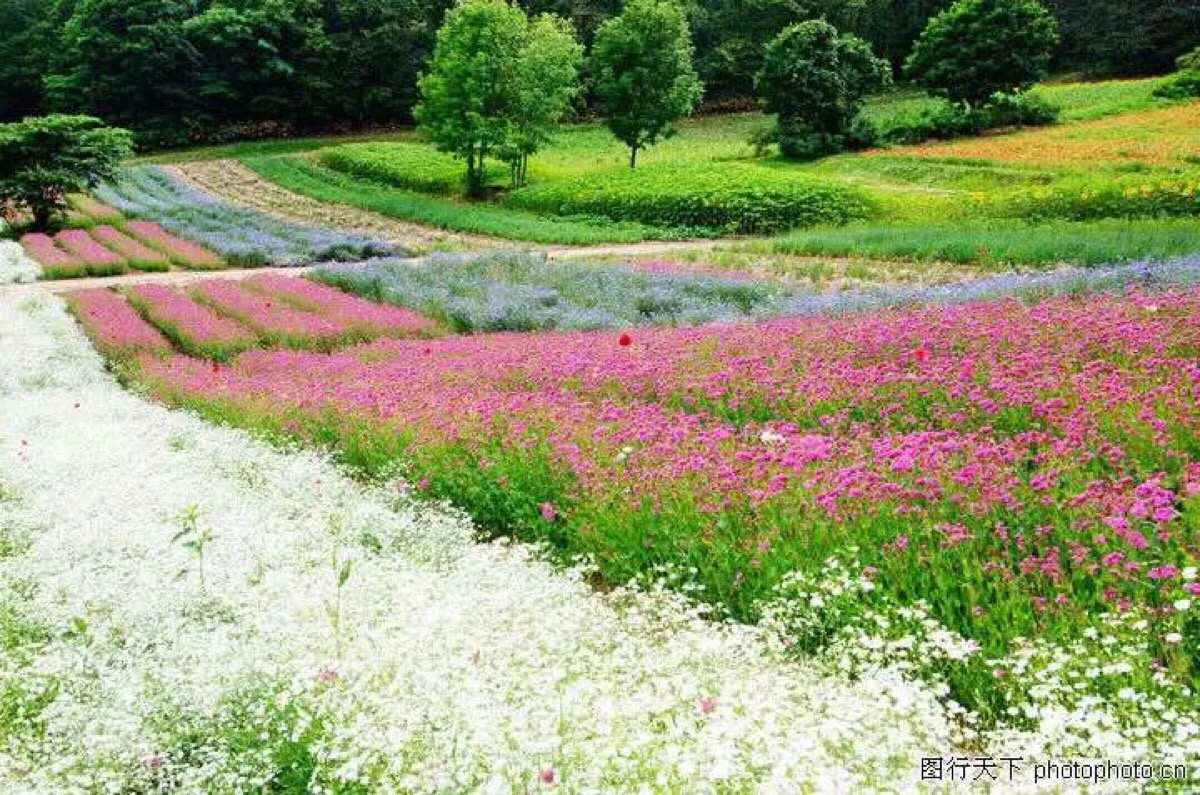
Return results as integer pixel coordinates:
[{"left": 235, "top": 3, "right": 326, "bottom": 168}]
[
  {"left": 73, "top": 277, "right": 436, "bottom": 362},
  {"left": 20, "top": 232, "right": 87, "bottom": 278},
  {"left": 92, "top": 226, "right": 171, "bottom": 271},
  {"left": 125, "top": 284, "right": 260, "bottom": 360},
  {"left": 245, "top": 274, "right": 437, "bottom": 337},
  {"left": 190, "top": 280, "right": 353, "bottom": 347},
  {"left": 127, "top": 221, "right": 223, "bottom": 270},
  {"left": 56, "top": 229, "right": 126, "bottom": 274},
  {"left": 64, "top": 289, "right": 173, "bottom": 355},
  {"left": 130, "top": 287, "right": 1200, "bottom": 625}
]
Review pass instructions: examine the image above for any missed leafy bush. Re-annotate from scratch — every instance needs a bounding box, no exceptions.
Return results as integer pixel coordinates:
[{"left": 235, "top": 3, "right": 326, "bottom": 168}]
[
  {"left": 506, "top": 164, "right": 871, "bottom": 234},
  {"left": 319, "top": 143, "right": 475, "bottom": 194},
  {"left": 757, "top": 20, "right": 890, "bottom": 161},
  {"left": 905, "top": 0, "right": 1059, "bottom": 107},
  {"left": 881, "top": 92, "right": 1059, "bottom": 145},
  {"left": 1008, "top": 178, "right": 1200, "bottom": 221},
  {"left": 1154, "top": 47, "right": 1200, "bottom": 100}
]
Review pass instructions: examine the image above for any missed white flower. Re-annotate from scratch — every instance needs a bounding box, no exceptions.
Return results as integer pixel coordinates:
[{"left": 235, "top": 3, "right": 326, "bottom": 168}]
[
  {"left": 1165, "top": 633, "right": 1184, "bottom": 645},
  {"left": 1174, "top": 599, "right": 1193, "bottom": 612},
  {"left": 759, "top": 429, "right": 787, "bottom": 446}
]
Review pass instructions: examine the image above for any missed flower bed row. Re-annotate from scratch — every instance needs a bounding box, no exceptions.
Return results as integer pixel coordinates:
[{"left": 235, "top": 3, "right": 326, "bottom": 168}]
[
  {"left": 97, "top": 166, "right": 400, "bottom": 268},
  {"left": 19, "top": 223, "right": 223, "bottom": 279},
  {"left": 66, "top": 276, "right": 437, "bottom": 361},
  {"left": 113, "top": 287, "right": 1200, "bottom": 702}
]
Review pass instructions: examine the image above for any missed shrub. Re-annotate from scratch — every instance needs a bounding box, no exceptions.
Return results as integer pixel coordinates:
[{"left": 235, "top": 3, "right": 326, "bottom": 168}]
[
  {"left": 1155, "top": 47, "right": 1200, "bottom": 100},
  {"left": 506, "top": 164, "right": 871, "bottom": 234},
  {"left": 757, "top": 20, "right": 890, "bottom": 161},
  {"left": 0, "top": 115, "right": 133, "bottom": 231},
  {"left": 319, "top": 143, "right": 482, "bottom": 195},
  {"left": 880, "top": 92, "right": 1059, "bottom": 146},
  {"left": 905, "top": 0, "right": 1059, "bottom": 107}
]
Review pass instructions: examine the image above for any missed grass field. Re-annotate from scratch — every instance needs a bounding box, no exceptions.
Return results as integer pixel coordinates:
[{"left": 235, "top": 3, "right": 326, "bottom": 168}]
[{"left": 215, "top": 78, "right": 1200, "bottom": 259}]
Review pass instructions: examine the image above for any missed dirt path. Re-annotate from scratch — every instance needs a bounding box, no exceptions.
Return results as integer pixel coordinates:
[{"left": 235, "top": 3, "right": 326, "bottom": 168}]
[{"left": 0, "top": 265, "right": 316, "bottom": 296}]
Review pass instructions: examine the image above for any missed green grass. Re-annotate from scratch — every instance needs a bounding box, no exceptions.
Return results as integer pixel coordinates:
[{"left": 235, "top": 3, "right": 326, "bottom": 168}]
[
  {"left": 1032, "top": 77, "right": 1167, "bottom": 122},
  {"left": 241, "top": 156, "right": 693, "bottom": 245},
  {"left": 763, "top": 218, "right": 1200, "bottom": 267},
  {"left": 138, "top": 130, "right": 418, "bottom": 165}
]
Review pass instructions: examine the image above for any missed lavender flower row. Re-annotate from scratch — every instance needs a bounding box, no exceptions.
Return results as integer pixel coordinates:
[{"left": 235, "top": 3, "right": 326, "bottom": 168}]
[{"left": 96, "top": 166, "right": 400, "bottom": 268}]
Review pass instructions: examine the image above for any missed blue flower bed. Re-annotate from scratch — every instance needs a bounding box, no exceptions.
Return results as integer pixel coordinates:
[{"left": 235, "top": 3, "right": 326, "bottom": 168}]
[{"left": 96, "top": 166, "right": 400, "bottom": 268}]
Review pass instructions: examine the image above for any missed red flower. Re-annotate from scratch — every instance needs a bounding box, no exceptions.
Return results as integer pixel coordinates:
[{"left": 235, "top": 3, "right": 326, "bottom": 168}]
[
  {"left": 912, "top": 347, "right": 931, "bottom": 364},
  {"left": 540, "top": 767, "right": 556, "bottom": 785},
  {"left": 619, "top": 333, "right": 633, "bottom": 347}
]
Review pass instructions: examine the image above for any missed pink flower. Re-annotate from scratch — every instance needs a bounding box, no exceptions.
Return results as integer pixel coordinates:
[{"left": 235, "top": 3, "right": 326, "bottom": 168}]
[
  {"left": 540, "top": 502, "right": 557, "bottom": 522},
  {"left": 540, "top": 767, "right": 556, "bottom": 785},
  {"left": 699, "top": 696, "right": 717, "bottom": 714},
  {"left": 1148, "top": 566, "right": 1179, "bottom": 581}
]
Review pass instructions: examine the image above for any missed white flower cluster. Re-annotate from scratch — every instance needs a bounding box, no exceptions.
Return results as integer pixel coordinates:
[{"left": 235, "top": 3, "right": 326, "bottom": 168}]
[
  {"left": 0, "top": 241, "right": 40, "bottom": 285},
  {"left": 757, "top": 555, "right": 1200, "bottom": 786},
  {"left": 0, "top": 294, "right": 957, "bottom": 792}
]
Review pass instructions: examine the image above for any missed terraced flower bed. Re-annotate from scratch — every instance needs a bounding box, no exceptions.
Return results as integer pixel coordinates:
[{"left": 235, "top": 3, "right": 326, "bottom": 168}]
[
  {"left": 65, "top": 275, "right": 437, "bottom": 362},
  {"left": 18, "top": 223, "right": 224, "bottom": 279}
]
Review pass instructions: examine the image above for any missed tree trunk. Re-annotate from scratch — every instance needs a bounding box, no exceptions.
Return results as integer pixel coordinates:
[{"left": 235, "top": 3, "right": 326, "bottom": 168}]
[
  {"left": 629, "top": 146, "right": 638, "bottom": 169},
  {"left": 31, "top": 204, "right": 53, "bottom": 233}
]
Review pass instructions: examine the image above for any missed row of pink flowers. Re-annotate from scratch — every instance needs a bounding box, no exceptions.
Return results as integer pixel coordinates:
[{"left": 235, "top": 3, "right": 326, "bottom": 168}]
[
  {"left": 124, "top": 284, "right": 260, "bottom": 361},
  {"left": 92, "top": 226, "right": 171, "bottom": 271},
  {"left": 56, "top": 229, "right": 126, "bottom": 274},
  {"left": 190, "top": 280, "right": 353, "bottom": 347},
  {"left": 64, "top": 289, "right": 173, "bottom": 355},
  {"left": 245, "top": 274, "right": 438, "bottom": 337},
  {"left": 126, "top": 221, "right": 223, "bottom": 270},
  {"left": 127, "top": 288, "right": 1200, "bottom": 634},
  {"left": 19, "top": 233, "right": 88, "bottom": 277}
]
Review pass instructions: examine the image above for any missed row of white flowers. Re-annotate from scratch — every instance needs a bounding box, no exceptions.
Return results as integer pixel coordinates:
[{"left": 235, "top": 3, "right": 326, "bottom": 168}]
[
  {"left": 0, "top": 241, "right": 40, "bottom": 285},
  {"left": 0, "top": 294, "right": 959, "bottom": 792}
]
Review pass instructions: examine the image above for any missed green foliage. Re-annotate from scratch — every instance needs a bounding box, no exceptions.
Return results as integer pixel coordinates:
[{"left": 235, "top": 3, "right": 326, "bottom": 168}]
[
  {"left": 1048, "top": 0, "right": 1200, "bottom": 78},
  {"left": 243, "top": 155, "right": 689, "bottom": 243},
  {"left": 1007, "top": 177, "right": 1200, "bottom": 222},
  {"left": 415, "top": 0, "right": 533, "bottom": 195},
  {"left": 768, "top": 218, "right": 1200, "bottom": 267},
  {"left": 906, "top": 0, "right": 1060, "bottom": 106},
  {"left": 506, "top": 163, "right": 872, "bottom": 233},
  {"left": 1154, "top": 47, "right": 1200, "bottom": 100},
  {"left": 0, "top": 115, "right": 133, "bottom": 231},
  {"left": 590, "top": 0, "right": 702, "bottom": 168},
  {"left": 757, "top": 20, "right": 891, "bottom": 160},
  {"left": 502, "top": 13, "right": 584, "bottom": 186},
  {"left": 415, "top": 0, "right": 582, "bottom": 194},
  {"left": 319, "top": 143, "right": 480, "bottom": 194},
  {"left": 880, "top": 91, "right": 1059, "bottom": 145}
]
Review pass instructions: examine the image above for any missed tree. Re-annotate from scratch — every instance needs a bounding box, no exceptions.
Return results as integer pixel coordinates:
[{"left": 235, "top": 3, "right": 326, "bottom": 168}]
[
  {"left": 905, "top": 0, "right": 1059, "bottom": 107},
  {"left": 0, "top": 115, "right": 133, "bottom": 230},
  {"left": 503, "top": 14, "right": 584, "bottom": 185},
  {"left": 415, "top": 0, "right": 529, "bottom": 195},
  {"left": 757, "top": 20, "right": 890, "bottom": 159},
  {"left": 590, "top": 0, "right": 702, "bottom": 168},
  {"left": 45, "top": 0, "right": 200, "bottom": 148}
]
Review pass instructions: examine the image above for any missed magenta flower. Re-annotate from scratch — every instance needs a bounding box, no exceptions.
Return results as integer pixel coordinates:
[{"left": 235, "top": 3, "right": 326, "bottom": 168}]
[{"left": 540, "top": 503, "right": 557, "bottom": 522}]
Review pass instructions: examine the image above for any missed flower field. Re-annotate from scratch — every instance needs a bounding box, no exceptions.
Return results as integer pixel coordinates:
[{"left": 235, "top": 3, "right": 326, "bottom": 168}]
[
  {"left": 17, "top": 222, "right": 223, "bottom": 279},
  {"left": 65, "top": 276, "right": 436, "bottom": 362},
  {"left": 2, "top": 293, "right": 960, "bottom": 791},
  {"left": 52, "top": 258, "right": 1200, "bottom": 766},
  {"left": 97, "top": 166, "right": 401, "bottom": 267}
]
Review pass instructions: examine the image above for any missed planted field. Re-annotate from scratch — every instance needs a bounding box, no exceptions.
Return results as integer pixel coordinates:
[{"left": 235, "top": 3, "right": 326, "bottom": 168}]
[
  {"left": 314, "top": 252, "right": 790, "bottom": 332},
  {"left": 94, "top": 272, "right": 1200, "bottom": 742},
  {"left": 97, "top": 166, "right": 400, "bottom": 266},
  {"left": 65, "top": 275, "right": 438, "bottom": 363},
  {"left": 17, "top": 223, "right": 223, "bottom": 279}
]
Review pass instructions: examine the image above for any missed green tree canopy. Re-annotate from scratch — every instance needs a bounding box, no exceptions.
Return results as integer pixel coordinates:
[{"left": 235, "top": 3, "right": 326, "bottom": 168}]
[
  {"left": 758, "top": 19, "right": 890, "bottom": 159},
  {"left": 905, "top": 0, "right": 1059, "bottom": 106},
  {"left": 590, "top": 0, "right": 702, "bottom": 168},
  {"left": 0, "top": 115, "right": 133, "bottom": 230}
]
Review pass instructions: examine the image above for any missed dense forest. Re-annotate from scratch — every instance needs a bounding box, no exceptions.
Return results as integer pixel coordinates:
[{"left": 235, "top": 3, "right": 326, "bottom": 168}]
[{"left": 1, "top": 0, "right": 1197, "bottom": 148}]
